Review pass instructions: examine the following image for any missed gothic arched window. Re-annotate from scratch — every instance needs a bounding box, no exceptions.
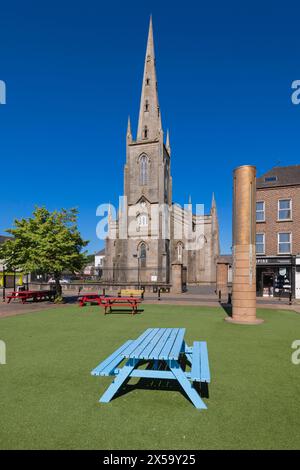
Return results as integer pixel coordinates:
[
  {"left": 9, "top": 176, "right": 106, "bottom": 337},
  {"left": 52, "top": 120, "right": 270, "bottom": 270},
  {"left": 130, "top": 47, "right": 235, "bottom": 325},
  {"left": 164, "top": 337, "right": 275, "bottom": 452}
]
[
  {"left": 177, "top": 242, "right": 183, "bottom": 262},
  {"left": 139, "top": 154, "right": 148, "bottom": 185},
  {"left": 137, "top": 213, "right": 148, "bottom": 227},
  {"left": 139, "top": 242, "right": 147, "bottom": 268}
]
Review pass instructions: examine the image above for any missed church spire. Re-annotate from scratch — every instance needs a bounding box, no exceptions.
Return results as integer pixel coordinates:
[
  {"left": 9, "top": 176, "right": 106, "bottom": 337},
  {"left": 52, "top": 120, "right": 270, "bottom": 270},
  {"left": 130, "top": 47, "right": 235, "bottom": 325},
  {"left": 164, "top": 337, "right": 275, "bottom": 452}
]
[
  {"left": 166, "top": 129, "right": 171, "bottom": 155},
  {"left": 211, "top": 192, "right": 216, "bottom": 214},
  {"left": 137, "top": 16, "right": 162, "bottom": 141}
]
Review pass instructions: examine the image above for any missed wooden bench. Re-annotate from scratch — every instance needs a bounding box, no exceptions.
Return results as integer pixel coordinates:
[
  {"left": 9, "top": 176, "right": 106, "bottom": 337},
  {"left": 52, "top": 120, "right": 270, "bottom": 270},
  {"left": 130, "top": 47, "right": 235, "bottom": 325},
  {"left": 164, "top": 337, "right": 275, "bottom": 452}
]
[
  {"left": 78, "top": 293, "right": 103, "bottom": 307},
  {"left": 7, "top": 290, "right": 55, "bottom": 304},
  {"left": 120, "top": 289, "right": 144, "bottom": 298},
  {"left": 91, "top": 340, "right": 133, "bottom": 377},
  {"left": 91, "top": 328, "right": 210, "bottom": 409},
  {"left": 102, "top": 297, "right": 141, "bottom": 315},
  {"left": 185, "top": 341, "right": 210, "bottom": 383}
]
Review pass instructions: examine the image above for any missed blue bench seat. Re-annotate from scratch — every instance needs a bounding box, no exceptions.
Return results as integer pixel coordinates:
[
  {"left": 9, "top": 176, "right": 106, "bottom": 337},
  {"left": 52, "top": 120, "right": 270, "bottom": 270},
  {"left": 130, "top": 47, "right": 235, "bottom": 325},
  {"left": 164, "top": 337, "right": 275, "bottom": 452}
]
[
  {"left": 91, "top": 340, "right": 133, "bottom": 377},
  {"left": 190, "top": 341, "right": 210, "bottom": 383}
]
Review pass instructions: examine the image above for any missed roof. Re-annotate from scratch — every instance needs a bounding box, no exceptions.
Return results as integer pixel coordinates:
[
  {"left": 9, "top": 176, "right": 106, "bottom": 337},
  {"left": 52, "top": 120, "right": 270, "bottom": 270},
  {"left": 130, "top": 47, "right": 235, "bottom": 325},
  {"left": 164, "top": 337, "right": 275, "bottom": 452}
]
[
  {"left": 217, "top": 255, "right": 232, "bottom": 264},
  {"left": 95, "top": 249, "right": 105, "bottom": 256},
  {"left": 257, "top": 165, "right": 300, "bottom": 189}
]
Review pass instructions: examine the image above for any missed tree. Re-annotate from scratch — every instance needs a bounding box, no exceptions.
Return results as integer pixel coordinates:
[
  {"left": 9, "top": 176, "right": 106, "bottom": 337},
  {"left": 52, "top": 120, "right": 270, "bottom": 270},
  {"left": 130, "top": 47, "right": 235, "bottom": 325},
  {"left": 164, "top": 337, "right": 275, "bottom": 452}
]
[{"left": 0, "top": 207, "right": 89, "bottom": 299}]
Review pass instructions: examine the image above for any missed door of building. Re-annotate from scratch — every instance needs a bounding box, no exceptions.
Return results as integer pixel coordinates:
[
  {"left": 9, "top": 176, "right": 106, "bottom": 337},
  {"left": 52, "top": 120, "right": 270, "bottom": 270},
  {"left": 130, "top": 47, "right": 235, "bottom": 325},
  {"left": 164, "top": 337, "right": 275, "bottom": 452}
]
[
  {"left": 296, "top": 267, "right": 300, "bottom": 300},
  {"left": 262, "top": 272, "right": 274, "bottom": 297}
]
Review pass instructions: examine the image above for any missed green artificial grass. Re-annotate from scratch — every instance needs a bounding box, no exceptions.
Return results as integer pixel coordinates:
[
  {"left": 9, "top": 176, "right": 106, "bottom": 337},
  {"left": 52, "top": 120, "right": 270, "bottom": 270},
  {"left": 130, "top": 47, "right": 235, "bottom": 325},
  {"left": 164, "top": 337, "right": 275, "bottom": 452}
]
[{"left": 0, "top": 304, "right": 300, "bottom": 450}]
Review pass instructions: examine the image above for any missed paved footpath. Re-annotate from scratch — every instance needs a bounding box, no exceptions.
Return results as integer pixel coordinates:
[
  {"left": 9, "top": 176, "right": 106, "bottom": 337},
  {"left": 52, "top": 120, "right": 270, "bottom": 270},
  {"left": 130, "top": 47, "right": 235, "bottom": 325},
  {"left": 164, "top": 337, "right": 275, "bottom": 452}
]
[{"left": 0, "top": 290, "right": 299, "bottom": 318}]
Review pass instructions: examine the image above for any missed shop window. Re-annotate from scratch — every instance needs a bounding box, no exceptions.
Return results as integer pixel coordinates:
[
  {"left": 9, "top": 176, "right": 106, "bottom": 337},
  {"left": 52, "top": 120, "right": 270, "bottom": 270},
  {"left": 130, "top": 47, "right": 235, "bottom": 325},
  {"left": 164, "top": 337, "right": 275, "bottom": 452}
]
[
  {"left": 278, "top": 199, "right": 292, "bottom": 220},
  {"left": 256, "top": 233, "right": 265, "bottom": 254},
  {"left": 278, "top": 233, "right": 291, "bottom": 254},
  {"left": 256, "top": 201, "right": 265, "bottom": 222}
]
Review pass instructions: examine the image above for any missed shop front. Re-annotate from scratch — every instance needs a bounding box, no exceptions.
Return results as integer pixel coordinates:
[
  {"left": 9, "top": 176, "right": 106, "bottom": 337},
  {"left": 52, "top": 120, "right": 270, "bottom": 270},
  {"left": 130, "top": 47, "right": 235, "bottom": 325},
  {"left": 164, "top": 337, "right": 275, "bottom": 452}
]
[{"left": 256, "top": 256, "right": 295, "bottom": 298}]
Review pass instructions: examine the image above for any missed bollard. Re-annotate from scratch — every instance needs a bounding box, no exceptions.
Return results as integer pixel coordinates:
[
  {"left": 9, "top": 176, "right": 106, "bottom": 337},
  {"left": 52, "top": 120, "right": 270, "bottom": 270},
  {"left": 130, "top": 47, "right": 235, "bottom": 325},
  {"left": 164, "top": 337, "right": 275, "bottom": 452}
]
[{"left": 158, "top": 288, "right": 161, "bottom": 301}]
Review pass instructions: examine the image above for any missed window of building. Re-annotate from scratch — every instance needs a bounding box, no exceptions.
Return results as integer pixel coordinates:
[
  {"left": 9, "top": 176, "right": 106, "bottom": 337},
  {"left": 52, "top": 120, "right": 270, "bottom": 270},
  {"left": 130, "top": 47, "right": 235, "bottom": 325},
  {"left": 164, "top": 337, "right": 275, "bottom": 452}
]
[
  {"left": 256, "top": 201, "right": 265, "bottom": 222},
  {"left": 145, "top": 100, "right": 149, "bottom": 112},
  {"left": 278, "top": 199, "right": 292, "bottom": 220},
  {"left": 144, "top": 126, "right": 148, "bottom": 139},
  {"left": 264, "top": 176, "right": 277, "bottom": 182},
  {"left": 278, "top": 232, "right": 292, "bottom": 254},
  {"left": 177, "top": 243, "right": 183, "bottom": 262},
  {"left": 146, "top": 78, "right": 150, "bottom": 85},
  {"left": 256, "top": 233, "right": 265, "bottom": 254},
  {"left": 137, "top": 213, "right": 148, "bottom": 227},
  {"left": 139, "top": 155, "right": 148, "bottom": 185},
  {"left": 139, "top": 243, "right": 147, "bottom": 268}
]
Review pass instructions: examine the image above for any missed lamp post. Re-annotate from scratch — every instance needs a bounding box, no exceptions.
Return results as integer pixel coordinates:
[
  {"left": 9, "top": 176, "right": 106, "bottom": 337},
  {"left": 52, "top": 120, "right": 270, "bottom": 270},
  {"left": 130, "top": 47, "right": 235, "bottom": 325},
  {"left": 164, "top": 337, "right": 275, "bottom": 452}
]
[
  {"left": 133, "top": 254, "right": 140, "bottom": 289},
  {"left": 2, "top": 265, "right": 6, "bottom": 302}
]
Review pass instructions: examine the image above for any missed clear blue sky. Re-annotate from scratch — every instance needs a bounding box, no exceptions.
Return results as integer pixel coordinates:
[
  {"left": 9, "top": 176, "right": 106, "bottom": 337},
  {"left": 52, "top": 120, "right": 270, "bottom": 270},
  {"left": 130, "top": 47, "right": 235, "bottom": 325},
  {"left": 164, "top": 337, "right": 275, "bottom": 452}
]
[{"left": 0, "top": 0, "right": 299, "bottom": 254}]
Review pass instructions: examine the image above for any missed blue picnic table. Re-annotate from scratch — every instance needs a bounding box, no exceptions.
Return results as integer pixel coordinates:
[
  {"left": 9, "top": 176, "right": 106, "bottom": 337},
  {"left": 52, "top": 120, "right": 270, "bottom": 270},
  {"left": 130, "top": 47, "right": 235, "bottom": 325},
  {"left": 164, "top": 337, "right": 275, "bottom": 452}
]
[{"left": 91, "top": 327, "right": 210, "bottom": 409}]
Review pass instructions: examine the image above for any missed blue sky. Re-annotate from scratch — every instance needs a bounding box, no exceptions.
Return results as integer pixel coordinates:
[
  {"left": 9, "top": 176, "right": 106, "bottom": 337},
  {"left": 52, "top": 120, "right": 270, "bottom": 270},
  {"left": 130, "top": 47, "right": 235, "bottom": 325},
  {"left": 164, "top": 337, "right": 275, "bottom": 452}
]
[{"left": 0, "top": 0, "right": 299, "bottom": 254}]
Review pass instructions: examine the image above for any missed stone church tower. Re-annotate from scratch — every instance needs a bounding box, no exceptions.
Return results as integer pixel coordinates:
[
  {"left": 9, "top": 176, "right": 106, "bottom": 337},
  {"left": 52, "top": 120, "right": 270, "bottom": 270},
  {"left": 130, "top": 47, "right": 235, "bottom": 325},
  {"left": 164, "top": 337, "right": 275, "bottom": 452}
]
[{"left": 104, "top": 18, "right": 219, "bottom": 288}]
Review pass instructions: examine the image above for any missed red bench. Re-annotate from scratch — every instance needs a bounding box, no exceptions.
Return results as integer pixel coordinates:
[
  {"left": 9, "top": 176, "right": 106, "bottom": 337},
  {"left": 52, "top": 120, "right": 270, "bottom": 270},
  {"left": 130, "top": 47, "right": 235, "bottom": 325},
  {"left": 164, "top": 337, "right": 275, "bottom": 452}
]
[
  {"left": 78, "top": 293, "right": 104, "bottom": 307},
  {"left": 7, "top": 290, "right": 55, "bottom": 304},
  {"left": 78, "top": 294, "right": 141, "bottom": 315}
]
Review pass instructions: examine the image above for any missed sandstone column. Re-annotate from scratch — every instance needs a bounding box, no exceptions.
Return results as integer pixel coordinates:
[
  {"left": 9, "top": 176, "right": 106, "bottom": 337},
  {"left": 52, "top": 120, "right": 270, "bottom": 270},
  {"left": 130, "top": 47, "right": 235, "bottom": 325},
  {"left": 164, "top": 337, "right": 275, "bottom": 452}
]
[
  {"left": 226, "top": 165, "right": 263, "bottom": 325},
  {"left": 171, "top": 262, "right": 183, "bottom": 294}
]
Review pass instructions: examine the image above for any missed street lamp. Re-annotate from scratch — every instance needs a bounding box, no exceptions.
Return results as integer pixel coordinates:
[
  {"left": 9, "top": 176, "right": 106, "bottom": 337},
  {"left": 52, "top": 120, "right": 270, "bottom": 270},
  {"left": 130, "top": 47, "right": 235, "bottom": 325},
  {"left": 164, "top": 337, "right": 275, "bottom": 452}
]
[{"left": 133, "top": 254, "right": 140, "bottom": 289}]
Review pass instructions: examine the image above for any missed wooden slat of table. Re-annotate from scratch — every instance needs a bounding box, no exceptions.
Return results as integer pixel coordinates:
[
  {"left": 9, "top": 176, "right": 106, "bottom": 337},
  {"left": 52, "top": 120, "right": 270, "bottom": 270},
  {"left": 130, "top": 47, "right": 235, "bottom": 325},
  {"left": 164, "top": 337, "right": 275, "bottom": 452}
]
[
  {"left": 121, "top": 328, "right": 153, "bottom": 358},
  {"left": 169, "top": 328, "right": 186, "bottom": 359},
  {"left": 158, "top": 328, "right": 180, "bottom": 360},
  {"left": 148, "top": 329, "right": 173, "bottom": 360},
  {"left": 129, "top": 328, "right": 160, "bottom": 359},
  {"left": 158, "top": 328, "right": 185, "bottom": 360},
  {"left": 139, "top": 328, "right": 168, "bottom": 360}
]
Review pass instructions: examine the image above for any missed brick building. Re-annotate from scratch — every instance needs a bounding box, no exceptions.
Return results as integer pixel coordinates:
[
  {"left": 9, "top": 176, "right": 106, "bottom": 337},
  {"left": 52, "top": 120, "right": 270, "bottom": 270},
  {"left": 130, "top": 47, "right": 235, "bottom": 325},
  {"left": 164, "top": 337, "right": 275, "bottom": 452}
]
[{"left": 256, "top": 165, "right": 300, "bottom": 299}]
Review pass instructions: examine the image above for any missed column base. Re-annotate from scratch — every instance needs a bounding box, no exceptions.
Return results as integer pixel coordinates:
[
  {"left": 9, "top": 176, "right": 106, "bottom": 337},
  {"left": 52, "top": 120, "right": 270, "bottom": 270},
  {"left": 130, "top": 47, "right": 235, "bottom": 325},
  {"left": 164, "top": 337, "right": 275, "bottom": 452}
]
[{"left": 224, "top": 316, "right": 264, "bottom": 325}]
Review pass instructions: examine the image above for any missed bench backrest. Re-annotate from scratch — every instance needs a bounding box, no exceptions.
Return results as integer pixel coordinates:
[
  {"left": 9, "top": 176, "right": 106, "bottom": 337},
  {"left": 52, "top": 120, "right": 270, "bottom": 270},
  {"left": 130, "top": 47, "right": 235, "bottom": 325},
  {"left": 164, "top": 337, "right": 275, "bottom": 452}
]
[{"left": 120, "top": 289, "right": 144, "bottom": 297}]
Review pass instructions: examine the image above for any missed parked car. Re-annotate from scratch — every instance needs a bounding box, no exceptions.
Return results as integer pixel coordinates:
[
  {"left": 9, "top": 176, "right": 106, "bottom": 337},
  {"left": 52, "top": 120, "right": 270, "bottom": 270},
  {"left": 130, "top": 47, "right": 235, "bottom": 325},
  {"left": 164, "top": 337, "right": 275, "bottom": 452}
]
[{"left": 48, "top": 278, "right": 70, "bottom": 285}]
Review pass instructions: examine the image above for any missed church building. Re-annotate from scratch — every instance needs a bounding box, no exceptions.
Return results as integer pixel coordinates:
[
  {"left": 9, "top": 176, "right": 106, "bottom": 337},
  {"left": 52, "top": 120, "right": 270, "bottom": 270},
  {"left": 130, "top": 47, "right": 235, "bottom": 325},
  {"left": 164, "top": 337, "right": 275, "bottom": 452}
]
[{"left": 104, "top": 18, "right": 219, "bottom": 290}]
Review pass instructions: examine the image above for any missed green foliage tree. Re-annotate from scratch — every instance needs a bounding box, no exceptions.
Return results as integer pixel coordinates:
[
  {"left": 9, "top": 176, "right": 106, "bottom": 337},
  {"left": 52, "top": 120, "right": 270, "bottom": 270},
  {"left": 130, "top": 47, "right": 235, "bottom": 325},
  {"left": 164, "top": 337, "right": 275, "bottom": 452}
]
[{"left": 0, "top": 207, "right": 89, "bottom": 299}]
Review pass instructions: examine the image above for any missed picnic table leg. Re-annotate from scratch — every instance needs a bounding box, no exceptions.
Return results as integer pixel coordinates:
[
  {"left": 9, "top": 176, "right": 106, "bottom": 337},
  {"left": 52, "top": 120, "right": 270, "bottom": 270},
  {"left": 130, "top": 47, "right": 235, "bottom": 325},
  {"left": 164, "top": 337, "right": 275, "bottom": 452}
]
[
  {"left": 169, "top": 360, "right": 207, "bottom": 410},
  {"left": 99, "top": 359, "right": 138, "bottom": 403}
]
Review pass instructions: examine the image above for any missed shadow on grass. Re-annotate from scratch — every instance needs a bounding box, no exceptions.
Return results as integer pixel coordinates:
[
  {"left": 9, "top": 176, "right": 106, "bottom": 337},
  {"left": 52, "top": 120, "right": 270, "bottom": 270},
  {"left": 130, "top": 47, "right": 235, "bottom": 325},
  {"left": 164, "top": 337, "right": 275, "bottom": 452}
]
[
  {"left": 112, "top": 359, "right": 209, "bottom": 406},
  {"left": 221, "top": 303, "right": 232, "bottom": 317},
  {"left": 104, "top": 309, "right": 144, "bottom": 315}
]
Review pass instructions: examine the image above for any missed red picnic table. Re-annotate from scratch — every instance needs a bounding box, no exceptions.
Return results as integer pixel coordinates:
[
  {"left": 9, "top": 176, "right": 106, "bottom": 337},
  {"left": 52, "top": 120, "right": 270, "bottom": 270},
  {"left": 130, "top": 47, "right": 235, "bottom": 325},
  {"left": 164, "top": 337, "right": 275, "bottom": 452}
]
[
  {"left": 7, "top": 290, "right": 56, "bottom": 304},
  {"left": 78, "top": 293, "right": 142, "bottom": 315}
]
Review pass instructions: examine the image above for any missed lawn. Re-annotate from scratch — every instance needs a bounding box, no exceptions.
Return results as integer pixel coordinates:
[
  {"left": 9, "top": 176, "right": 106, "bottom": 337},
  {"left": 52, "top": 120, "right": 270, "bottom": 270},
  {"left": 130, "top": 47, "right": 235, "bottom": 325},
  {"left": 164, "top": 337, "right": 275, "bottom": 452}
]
[{"left": 0, "top": 304, "right": 300, "bottom": 450}]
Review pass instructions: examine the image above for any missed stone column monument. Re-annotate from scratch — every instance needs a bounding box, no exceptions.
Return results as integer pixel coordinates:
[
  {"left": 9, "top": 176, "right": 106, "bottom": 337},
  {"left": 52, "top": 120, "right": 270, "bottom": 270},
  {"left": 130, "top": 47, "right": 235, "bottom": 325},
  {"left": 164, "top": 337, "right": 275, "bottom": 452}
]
[
  {"left": 226, "top": 165, "right": 263, "bottom": 325},
  {"left": 171, "top": 262, "right": 183, "bottom": 294}
]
